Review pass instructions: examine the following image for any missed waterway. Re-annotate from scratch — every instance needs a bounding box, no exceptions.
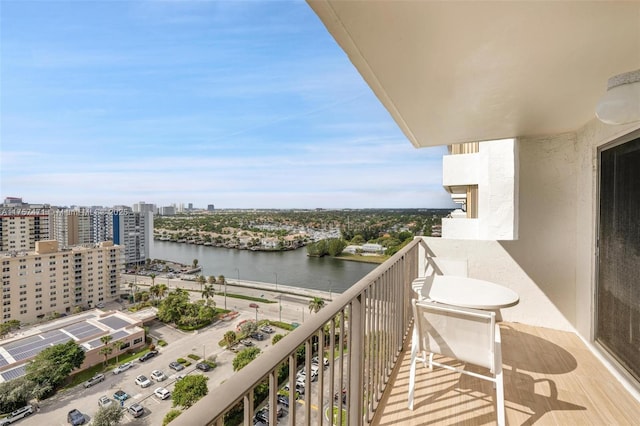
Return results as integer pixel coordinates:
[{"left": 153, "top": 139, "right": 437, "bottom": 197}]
[{"left": 151, "top": 241, "right": 378, "bottom": 294}]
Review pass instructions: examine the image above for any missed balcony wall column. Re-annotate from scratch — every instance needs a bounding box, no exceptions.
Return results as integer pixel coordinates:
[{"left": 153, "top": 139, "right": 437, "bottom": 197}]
[{"left": 349, "top": 294, "right": 364, "bottom": 425}]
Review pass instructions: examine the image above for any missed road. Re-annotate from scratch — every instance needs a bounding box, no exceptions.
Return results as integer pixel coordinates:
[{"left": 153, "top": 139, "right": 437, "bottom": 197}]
[{"left": 15, "top": 277, "right": 328, "bottom": 425}]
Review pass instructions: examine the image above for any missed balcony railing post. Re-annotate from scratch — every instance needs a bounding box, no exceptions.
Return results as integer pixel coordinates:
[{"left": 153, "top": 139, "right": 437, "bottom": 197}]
[{"left": 349, "top": 294, "right": 364, "bottom": 426}]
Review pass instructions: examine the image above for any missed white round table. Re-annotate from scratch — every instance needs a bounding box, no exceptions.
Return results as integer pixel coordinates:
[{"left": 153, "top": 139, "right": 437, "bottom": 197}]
[{"left": 419, "top": 275, "right": 519, "bottom": 310}]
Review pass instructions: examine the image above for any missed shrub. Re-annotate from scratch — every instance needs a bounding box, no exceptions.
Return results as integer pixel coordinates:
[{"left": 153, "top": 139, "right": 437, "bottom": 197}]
[
  {"left": 162, "top": 409, "right": 182, "bottom": 425},
  {"left": 187, "top": 354, "right": 200, "bottom": 361},
  {"left": 157, "top": 340, "right": 168, "bottom": 347},
  {"left": 177, "top": 358, "right": 187, "bottom": 364}
]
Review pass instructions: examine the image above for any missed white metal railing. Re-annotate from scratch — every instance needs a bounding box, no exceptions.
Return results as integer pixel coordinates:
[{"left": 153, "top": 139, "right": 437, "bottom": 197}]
[{"left": 174, "top": 238, "right": 423, "bottom": 426}]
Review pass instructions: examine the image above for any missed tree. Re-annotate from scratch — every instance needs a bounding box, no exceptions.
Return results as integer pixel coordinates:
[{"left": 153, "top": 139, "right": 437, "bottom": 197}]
[
  {"left": 157, "top": 289, "right": 190, "bottom": 324},
  {"left": 217, "top": 275, "right": 226, "bottom": 291},
  {"left": 0, "top": 376, "right": 39, "bottom": 414},
  {"left": 197, "top": 275, "right": 206, "bottom": 292},
  {"left": 192, "top": 259, "right": 199, "bottom": 269},
  {"left": 232, "top": 347, "right": 261, "bottom": 371},
  {"left": 26, "top": 340, "right": 85, "bottom": 390},
  {"left": 99, "top": 335, "right": 113, "bottom": 366},
  {"left": 149, "top": 273, "right": 157, "bottom": 287},
  {"left": 208, "top": 275, "right": 216, "bottom": 286},
  {"left": 202, "top": 285, "right": 215, "bottom": 303},
  {"left": 327, "top": 238, "right": 347, "bottom": 256},
  {"left": 272, "top": 334, "right": 284, "bottom": 345},
  {"left": 158, "top": 284, "right": 168, "bottom": 300},
  {"left": 239, "top": 321, "right": 257, "bottom": 336},
  {"left": 0, "top": 320, "right": 20, "bottom": 339},
  {"left": 172, "top": 375, "right": 209, "bottom": 408},
  {"left": 308, "top": 296, "right": 325, "bottom": 314},
  {"left": 224, "top": 331, "right": 237, "bottom": 348},
  {"left": 92, "top": 403, "right": 124, "bottom": 426}
]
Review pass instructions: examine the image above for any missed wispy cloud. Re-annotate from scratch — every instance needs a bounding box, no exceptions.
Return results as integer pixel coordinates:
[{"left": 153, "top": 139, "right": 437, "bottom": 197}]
[{"left": 0, "top": 1, "right": 453, "bottom": 210}]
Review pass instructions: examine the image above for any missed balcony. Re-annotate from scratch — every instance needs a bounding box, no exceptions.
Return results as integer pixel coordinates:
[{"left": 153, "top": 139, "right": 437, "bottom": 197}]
[{"left": 174, "top": 238, "right": 640, "bottom": 425}]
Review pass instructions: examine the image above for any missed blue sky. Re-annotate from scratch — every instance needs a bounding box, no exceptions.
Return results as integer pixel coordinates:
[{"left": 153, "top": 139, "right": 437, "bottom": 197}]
[{"left": 1, "top": 0, "right": 452, "bottom": 209}]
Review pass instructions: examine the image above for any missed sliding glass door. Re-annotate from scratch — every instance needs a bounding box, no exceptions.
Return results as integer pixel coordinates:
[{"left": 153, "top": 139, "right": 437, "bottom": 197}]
[{"left": 597, "top": 134, "right": 640, "bottom": 380}]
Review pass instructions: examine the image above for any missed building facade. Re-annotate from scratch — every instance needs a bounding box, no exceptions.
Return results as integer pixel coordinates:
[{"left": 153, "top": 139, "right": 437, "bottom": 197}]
[{"left": 1, "top": 240, "right": 122, "bottom": 324}]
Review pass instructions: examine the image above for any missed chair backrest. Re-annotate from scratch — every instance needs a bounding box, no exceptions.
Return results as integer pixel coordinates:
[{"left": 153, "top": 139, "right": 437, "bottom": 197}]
[{"left": 412, "top": 299, "right": 496, "bottom": 370}]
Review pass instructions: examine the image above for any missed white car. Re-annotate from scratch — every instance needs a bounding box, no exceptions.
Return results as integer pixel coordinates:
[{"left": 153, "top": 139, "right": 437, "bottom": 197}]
[
  {"left": 113, "top": 362, "right": 133, "bottom": 374},
  {"left": 98, "top": 396, "right": 113, "bottom": 408},
  {"left": 135, "top": 375, "right": 152, "bottom": 388},
  {"left": 154, "top": 387, "right": 171, "bottom": 400},
  {"left": 150, "top": 369, "right": 167, "bottom": 382}
]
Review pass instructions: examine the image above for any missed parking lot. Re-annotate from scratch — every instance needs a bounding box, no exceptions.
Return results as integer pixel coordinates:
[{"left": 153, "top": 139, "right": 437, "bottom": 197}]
[{"left": 14, "top": 317, "right": 278, "bottom": 426}]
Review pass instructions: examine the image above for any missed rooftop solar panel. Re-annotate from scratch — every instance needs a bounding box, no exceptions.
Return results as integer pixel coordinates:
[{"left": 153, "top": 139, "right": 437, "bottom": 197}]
[
  {"left": 111, "top": 330, "right": 129, "bottom": 340},
  {"left": 1, "top": 365, "right": 26, "bottom": 381},
  {"left": 0, "top": 355, "right": 8, "bottom": 368},
  {"left": 63, "top": 322, "right": 102, "bottom": 340},
  {"left": 2, "top": 335, "right": 42, "bottom": 352},
  {"left": 8, "top": 330, "right": 71, "bottom": 361},
  {"left": 98, "top": 316, "right": 131, "bottom": 330}
]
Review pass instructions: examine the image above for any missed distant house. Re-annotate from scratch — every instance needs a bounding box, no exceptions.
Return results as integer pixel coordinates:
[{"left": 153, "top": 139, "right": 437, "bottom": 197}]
[{"left": 361, "top": 243, "right": 385, "bottom": 254}]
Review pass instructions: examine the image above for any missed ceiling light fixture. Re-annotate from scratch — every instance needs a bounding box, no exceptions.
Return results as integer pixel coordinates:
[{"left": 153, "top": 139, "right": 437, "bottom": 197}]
[{"left": 596, "top": 69, "right": 640, "bottom": 125}]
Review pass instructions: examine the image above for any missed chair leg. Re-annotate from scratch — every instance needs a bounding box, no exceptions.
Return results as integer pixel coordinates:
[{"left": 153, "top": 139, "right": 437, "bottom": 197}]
[
  {"left": 408, "top": 329, "right": 419, "bottom": 410},
  {"left": 495, "top": 369, "right": 505, "bottom": 426}
]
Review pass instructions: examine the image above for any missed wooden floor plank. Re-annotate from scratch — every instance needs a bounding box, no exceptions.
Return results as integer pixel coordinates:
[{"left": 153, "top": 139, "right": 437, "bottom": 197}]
[{"left": 372, "top": 322, "right": 640, "bottom": 425}]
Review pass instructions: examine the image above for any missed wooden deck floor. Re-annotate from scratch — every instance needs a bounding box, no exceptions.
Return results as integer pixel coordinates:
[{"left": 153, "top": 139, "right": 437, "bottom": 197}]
[{"left": 372, "top": 322, "right": 640, "bottom": 425}]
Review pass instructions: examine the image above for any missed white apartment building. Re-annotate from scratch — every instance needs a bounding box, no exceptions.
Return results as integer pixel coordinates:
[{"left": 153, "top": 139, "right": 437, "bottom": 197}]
[
  {"left": 0, "top": 207, "right": 51, "bottom": 252},
  {"left": 1, "top": 240, "right": 122, "bottom": 324},
  {"left": 133, "top": 201, "right": 156, "bottom": 214},
  {"left": 50, "top": 208, "right": 93, "bottom": 248},
  {"left": 92, "top": 208, "right": 153, "bottom": 266}
]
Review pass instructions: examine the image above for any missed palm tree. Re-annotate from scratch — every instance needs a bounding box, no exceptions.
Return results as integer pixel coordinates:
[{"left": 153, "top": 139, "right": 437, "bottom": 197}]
[
  {"left": 193, "top": 259, "right": 199, "bottom": 269},
  {"left": 224, "top": 330, "right": 237, "bottom": 348},
  {"left": 150, "top": 285, "right": 160, "bottom": 301},
  {"left": 202, "top": 284, "right": 215, "bottom": 302},
  {"left": 197, "top": 275, "right": 206, "bottom": 292},
  {"left": 149, "top": 273, "right": 157, "bottom": 287},
  {"left": 217, "top": 275, "right": 226, "bottom": 291},
  {"left": 308, "top": 296, "right": 325, "bottom": 314},
  {"left": 157, "top": 284, "right": 168, "bottom": 300},
  {"left": 208, "top": 275, "right": 216, "bottom": 286},
  {"left": 111, "top": 340, "right": 121, "bottom": 364},
  {"left": 100, "top": 335, "right": 113, "bottom": 366}
]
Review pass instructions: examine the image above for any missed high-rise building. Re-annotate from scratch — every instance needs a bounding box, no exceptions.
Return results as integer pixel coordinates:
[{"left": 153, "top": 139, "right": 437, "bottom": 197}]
[
  {"left": 207, "top": 204, "right": 215, "bottom": 211},
  {"left": 50, "top": 208, "right": 93, "bottom": 248},
  {"left": 0, "top": 240, "right": 122, "bottom": 324},
  {"left": 93, "top": 208, "right": 152, "bottom": 266},
  {"left": 188, "top": 203, "right": 193, "bottom": 211},
  {"left": 0, "top": 199, "right": 51, "bottom": 252},
  {"left": 133, "top": 201, "right": 156, "bottom": 214}
]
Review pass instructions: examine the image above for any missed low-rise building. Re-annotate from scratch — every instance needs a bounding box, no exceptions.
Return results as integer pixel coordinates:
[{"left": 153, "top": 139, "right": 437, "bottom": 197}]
[{"left": 0, "top": 308, "right": 152, "bottom": 382}]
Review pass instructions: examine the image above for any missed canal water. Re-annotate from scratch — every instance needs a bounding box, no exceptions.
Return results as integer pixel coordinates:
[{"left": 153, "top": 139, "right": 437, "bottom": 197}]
[{"left": 151, "top": 241, "right": 377, "bottom": 294}]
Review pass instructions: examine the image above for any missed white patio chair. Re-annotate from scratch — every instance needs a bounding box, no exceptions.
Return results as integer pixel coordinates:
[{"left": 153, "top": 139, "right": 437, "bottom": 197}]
[{"left": 408, "top": 299, "right": 505, "bottom": 426}]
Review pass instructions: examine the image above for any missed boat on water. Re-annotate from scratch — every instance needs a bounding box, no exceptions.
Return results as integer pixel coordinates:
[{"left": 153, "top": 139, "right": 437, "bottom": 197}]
[{"left": 182, "top": 266, "right": 202, "bottom": 274}]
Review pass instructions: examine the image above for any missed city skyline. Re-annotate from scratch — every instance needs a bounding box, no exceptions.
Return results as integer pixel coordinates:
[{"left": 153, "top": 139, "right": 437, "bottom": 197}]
[{"left": 1, "top": 1, "right": 453, "bottom": 209}]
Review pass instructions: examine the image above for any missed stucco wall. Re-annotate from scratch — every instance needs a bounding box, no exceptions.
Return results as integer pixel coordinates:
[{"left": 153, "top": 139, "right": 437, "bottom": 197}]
[{"left": 429, "top": 119, "right": 640, "bottom": 335}]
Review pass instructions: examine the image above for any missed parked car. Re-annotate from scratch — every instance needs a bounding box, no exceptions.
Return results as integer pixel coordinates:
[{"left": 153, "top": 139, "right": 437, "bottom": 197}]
[
  {"left": 251, "top": 332, "right": 265, "bottom": 341},
  {"left": 97, "top": 396, "right": 113, "bottom": 408},
  {"left": 113, "top": 362, "right": 133, "bottom": 374},
  {"left": 135, "top": 375, "right": 152, "bottom": 388},
  {"left": 241, "top": 339, "right": 254, "bottom": 347},
  {"left": 334, "top": 388, "right": 347, "bottom": 405},
  {"left": 260, "top": 325, "right": 275, "bottom": 334},
  {"left": 168, "top": 361, "right": 184, "bottom": 371},
  {"left": 95, "top": 302, "right": 105, "bottom": 308},
  {"left": 113, "top": 390, "right": 129, "bottom": 402},
  {"left": 150, "top": 370, "right": 167, "bottom": 381},
  {"left": 196, "top": 362, "right": 211, "bottom": 372},
  {"left": 176, "top": 374, "right": 185, "bottom": 381},
  {"left": 138, "top": 350, "right": 158, "bottom": 362},
  {"left": 154, "top": 387, "right": 171, "bottom": 400},
  {"left": 127, "top": 403, "right": 144, "bottom": 418},
  {"left": 0, "top": 405, "right": 33, "bottom": 425},
  {"left": 283, "top": 382, "right": 305, "bottom": 395},
  {"left": 67, "top": 409, "right": 85, "bottom": 426},
  {"left": 311, "top": 356, "right": 330, "bottom": 367},
  {"left": 277, "top": 394, "right": 290, "bottom": 407},
  {"left": 83, "top": 373, "right": 105, "bottom": 388}
]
